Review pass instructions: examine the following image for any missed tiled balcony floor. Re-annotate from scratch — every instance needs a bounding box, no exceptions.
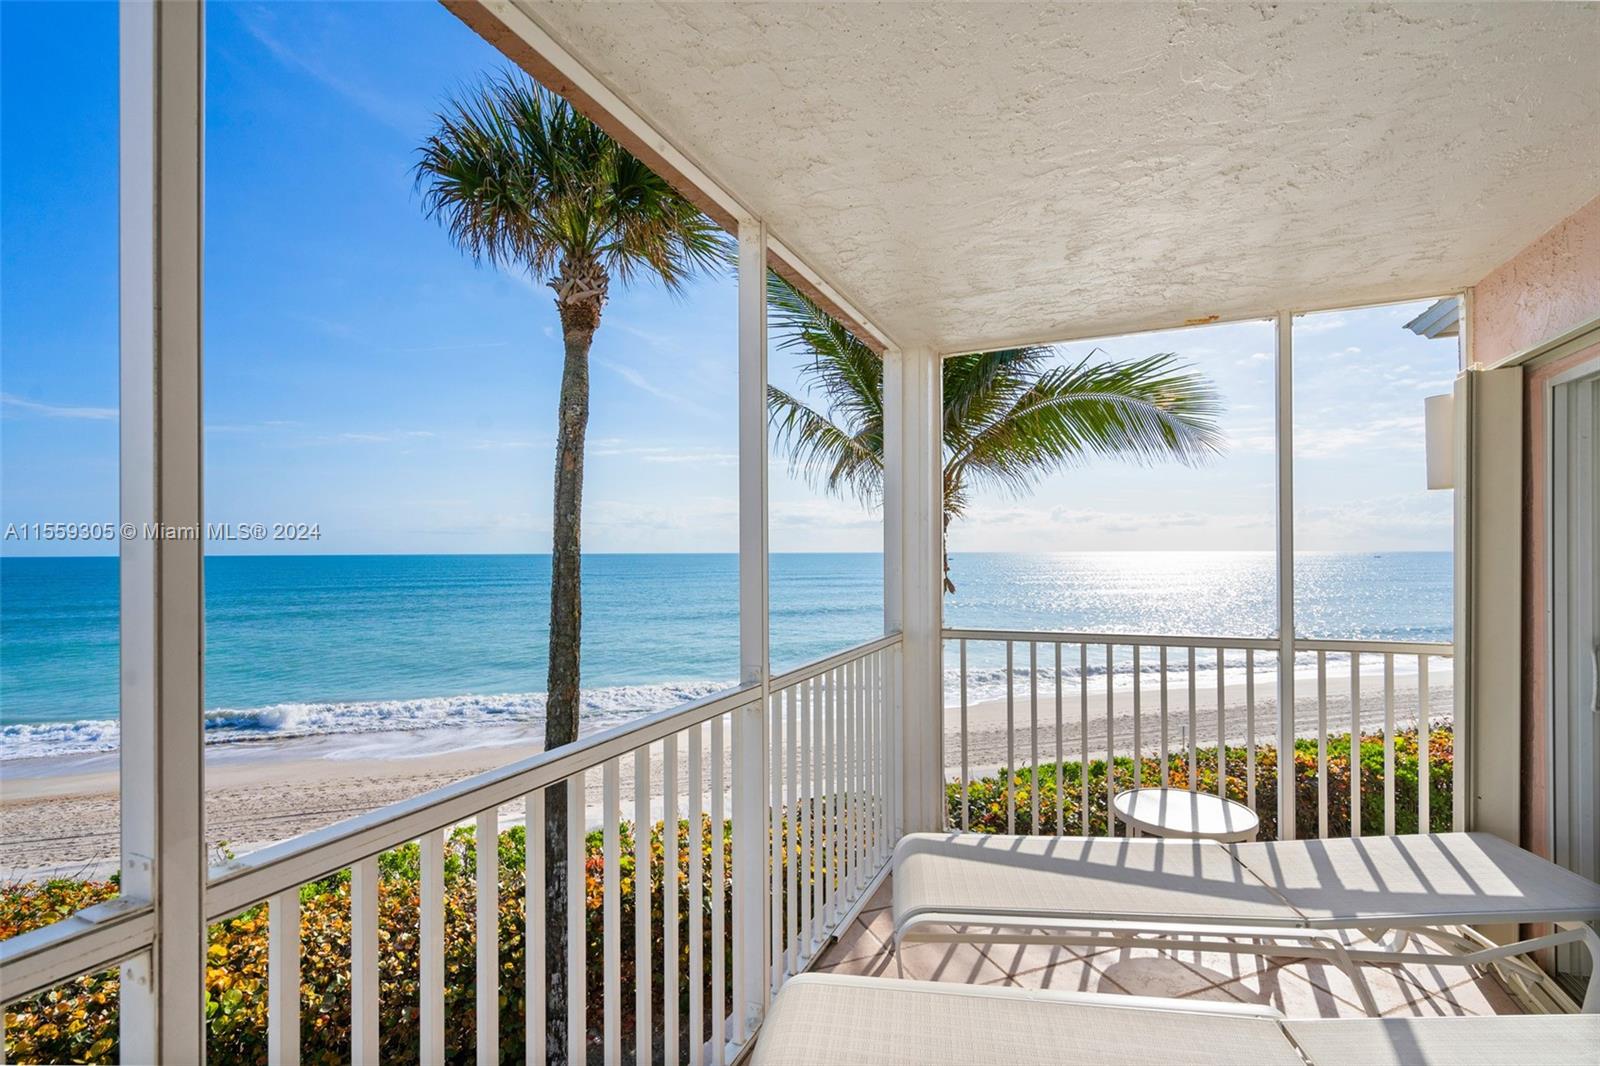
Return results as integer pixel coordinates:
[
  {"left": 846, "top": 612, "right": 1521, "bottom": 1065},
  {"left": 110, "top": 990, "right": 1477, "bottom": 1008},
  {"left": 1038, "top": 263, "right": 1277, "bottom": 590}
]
[{"left": 812, "top": 876, "right": 1525, "bottom": 1019}]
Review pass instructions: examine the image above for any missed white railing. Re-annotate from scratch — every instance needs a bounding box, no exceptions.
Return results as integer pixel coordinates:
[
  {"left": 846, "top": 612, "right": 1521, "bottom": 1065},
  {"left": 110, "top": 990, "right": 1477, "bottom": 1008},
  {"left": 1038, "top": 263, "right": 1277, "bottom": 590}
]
[
  {"left": 943, "top": 628, "right": 1458, "bottom": 842},
  {"left": 765, "top": 636, "right": 900, "bottom": 995},
  {"left": 1, "top": 634, "right": 901, "bottom": 1065},
  {"left": 216, "top": 682, "right": 766, "bottom": 1066}
]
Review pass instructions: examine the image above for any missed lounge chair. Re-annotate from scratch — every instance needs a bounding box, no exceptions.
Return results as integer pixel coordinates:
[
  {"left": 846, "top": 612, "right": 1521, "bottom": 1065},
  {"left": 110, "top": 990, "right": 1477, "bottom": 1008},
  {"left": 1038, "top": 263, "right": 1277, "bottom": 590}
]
[
  {"left": 752, "top": 973, "right": 1600, "bottom": 1066},
  {"left": 891, "top": 832, "right": 1600, "bottom": 1015}
]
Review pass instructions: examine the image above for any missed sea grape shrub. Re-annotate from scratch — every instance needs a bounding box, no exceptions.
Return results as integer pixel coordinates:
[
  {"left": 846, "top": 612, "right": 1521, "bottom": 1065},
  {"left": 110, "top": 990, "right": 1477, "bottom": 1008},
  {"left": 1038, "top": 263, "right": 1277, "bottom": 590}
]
[
  {"left": 3, "top": 817, "right": 745, "bottom": 1065},
  {"left": 0, "top": 879, "right": 121, "bottom": 1064}
]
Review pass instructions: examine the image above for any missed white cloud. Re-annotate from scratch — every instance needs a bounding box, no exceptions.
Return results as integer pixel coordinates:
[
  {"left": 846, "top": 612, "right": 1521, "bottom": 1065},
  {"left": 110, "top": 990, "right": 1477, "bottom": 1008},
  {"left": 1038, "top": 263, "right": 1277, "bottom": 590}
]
[
  {"left": 597, "top": 358, "right": 717, "bottom": 418},
  {"left": 1295, "top": 415, "right": 1423, "bottom": 458},
  {"left": 591, "top": 442, "right": 736, "bottom": 465},
  {"left": 1, "top": 393, "right": 117, "bottom": 421}
]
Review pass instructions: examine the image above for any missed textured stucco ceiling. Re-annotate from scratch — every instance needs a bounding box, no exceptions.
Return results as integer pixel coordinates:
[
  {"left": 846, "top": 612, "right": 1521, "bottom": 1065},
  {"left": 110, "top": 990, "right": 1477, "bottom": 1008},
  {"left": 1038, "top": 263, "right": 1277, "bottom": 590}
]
[{"left": 519, "top": 1, "right": 1600, "bottom": 352}]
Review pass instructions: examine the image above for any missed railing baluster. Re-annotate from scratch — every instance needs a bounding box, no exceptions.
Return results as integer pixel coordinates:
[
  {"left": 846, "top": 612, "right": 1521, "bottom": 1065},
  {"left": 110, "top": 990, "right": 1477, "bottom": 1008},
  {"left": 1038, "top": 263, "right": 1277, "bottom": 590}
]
[
  {"left": 604, "top": 761, "right": 622, "bottom": 1066},
  {"left": 662, "top": 737, "right": 679, "bottom": 1066},
  {"left": 1350, "top": 651, "right": 1362, "bottom": 838},
  {"left": 268, "top": 888, "right": 300, "bottom": 1066},
  {"left": 525, "top": 791, "right": 545, "bottom": 1066},
  {"left": 634, "top": 748, "right": 652, "bottom": 1066},
  {"left": 1383, "top": 654, "right": 1396, "bottom": 837},
  {"left": 1005, "top": 640, "right": 1015, "bottom": 834},
  {"left": 798, "top": 680, "right": 812, "bottom": 963},
  {"left": 351, "top": 855, "right": 379, "bottom": 1066},
  {"left": 1245, "top": 650, "right": 1257, "bottom": 813},
  {"left": 421, "top": 828, "right": 446, "bottom": 1065},
  {"left": 959, "top": 639, "right": 969, "bottom": 831},
  {"left": 567, "top": 773, "right": 586, "bottom": 1066},
  {"left": 863, "top": 653, "right": 875, "bottom": 870},
  {"left": 769, "top": 693, "right": 783, "bottom": 996},
  {"left": 1029, "top": 641, "right": 1040, "bottom": 832},
  {"left": 1079, "top": 643, "right": 1089, "bottom": 835},
  {"left": 1160, "top": 646, "right": 1170, "bottom": 787},
  {"left": 868, "top": 650, "right": 882, "bottom": 867},
  {"left": 1216, "top": 647, "right": 1227, "bottom": 800},
  {"left": 1054, "top": 643, "right": 1064, "bottom": 836},
  {"left": 825, "top": 665, "right": 838, "bottom": 928},
  {"left": 1451, "top": 651, "right": 1465, "bottom": 832},
  {"left": 883, "top": 643, "right": 896, "bottom": 857},
  {"left": 1418, "top": 656, "right": 1432, "bottom": 832},
  {"left": 808, "top": 675, "right": 823, "bottom": 950},
  {"left": 844, "top": 658, "right": 858, "bottom": 897},
  {"left": 855, "top": 655, "right": 867, "bottom": 892},
  {"left": 1187, "top": 647, "right": 1198, "bottom": 791},
  {"left": 1132, "top": 645, "right": 1142, "bottom": 789},
  {"left": 476, "top": 809, "right": 499, "bottom": 1066},
  {"left": 710, "top": 716, "right": 726, "bottom": 1066},
  {"left": 1105, "top": 644, "right": 1115, "bottom": 834},
  {"left": 870, "top": 646, "right": 883, "bottom": 864},
  {"left": 687, "top": 727, "right": 704, "bottom": 1066},
  {"left": 1317, "top": 652, "right": 1329, "bottom": 839}
]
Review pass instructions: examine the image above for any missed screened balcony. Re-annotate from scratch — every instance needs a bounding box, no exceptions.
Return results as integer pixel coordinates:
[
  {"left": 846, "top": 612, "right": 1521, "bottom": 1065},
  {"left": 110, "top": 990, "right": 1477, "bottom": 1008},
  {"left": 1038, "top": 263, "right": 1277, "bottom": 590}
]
[{"left": 2, "top": 2, "right": 1597, "bottom": 1064}]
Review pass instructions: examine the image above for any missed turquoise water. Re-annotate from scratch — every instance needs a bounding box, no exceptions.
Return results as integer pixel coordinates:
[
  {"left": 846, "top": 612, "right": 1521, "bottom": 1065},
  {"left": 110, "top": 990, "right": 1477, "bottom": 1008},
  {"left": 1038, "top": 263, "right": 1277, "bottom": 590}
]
[{"left": 0, "top": 551, "right": 1450, "bottom": 758}]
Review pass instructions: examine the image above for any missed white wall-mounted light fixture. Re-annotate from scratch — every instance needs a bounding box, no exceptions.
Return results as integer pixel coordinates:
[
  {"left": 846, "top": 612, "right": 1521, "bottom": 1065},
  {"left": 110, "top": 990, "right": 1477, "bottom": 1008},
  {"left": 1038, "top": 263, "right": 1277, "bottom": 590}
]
[{"left": 1425, "top": 393, "right": 1454, "bottom": 489}]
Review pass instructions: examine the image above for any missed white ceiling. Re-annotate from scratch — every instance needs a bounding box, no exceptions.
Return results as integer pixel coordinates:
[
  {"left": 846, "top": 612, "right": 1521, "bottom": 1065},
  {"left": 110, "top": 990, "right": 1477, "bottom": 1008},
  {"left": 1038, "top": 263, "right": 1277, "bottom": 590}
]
[{"left": 521, "top": 1, "right": 1600, "bottom": 353}]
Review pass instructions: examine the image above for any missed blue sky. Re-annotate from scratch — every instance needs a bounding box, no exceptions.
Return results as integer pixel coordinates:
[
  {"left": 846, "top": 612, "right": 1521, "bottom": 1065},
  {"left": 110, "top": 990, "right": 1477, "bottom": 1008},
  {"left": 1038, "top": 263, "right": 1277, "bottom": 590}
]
[{"left": 1, "top": 1, "right": 1459, "bottom": 558}]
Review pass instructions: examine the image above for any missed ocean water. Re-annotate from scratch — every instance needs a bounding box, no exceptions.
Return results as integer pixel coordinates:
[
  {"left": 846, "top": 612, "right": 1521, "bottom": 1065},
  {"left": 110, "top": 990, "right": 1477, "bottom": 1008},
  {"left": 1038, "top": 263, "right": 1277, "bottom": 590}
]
[{"left": 0, "top": 551, "right": 1450, "bottom": 760}]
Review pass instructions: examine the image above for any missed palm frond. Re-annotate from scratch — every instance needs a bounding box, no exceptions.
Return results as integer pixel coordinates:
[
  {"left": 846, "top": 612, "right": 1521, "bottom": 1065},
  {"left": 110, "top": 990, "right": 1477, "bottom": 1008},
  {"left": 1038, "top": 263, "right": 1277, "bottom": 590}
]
[
  {"left": 951, "top": 353, "right": 1225, "bottom": 498},
  {"left": 415, "top": 72, "right": 731, "bottom": 291},
  {"left": 767, "top": 385, "right": 883, "bottom": 507}
]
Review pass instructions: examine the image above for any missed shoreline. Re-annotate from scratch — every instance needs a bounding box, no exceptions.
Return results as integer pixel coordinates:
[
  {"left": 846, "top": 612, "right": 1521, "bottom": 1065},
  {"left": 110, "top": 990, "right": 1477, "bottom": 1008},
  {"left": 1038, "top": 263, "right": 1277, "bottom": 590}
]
[{"left": 1, "top": 669, "right": 1453, "bottom": 880}]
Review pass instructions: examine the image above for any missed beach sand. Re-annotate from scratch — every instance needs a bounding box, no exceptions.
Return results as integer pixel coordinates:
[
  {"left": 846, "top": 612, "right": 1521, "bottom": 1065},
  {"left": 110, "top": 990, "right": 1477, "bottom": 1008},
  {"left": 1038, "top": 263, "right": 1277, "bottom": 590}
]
[{"left": 1, "top": 667, "right": 1453, "bottom": 880}]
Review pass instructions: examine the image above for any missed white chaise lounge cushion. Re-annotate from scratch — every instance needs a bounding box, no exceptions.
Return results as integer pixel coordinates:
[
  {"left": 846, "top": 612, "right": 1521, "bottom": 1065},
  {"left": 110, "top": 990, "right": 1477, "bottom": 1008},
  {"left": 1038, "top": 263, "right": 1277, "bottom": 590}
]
[
  {"left": 1229, "top": 832, "right": 1600, "bottom": 927},
  {"left": 893, "top": 833, "right": 1303, "bottom": 926},
  {"left": 751, "top": 973, "right": 1305, "bottom": 1066},
  {"left": 1282, "top": 1015, "right": 1600, "bottom": 1066}
]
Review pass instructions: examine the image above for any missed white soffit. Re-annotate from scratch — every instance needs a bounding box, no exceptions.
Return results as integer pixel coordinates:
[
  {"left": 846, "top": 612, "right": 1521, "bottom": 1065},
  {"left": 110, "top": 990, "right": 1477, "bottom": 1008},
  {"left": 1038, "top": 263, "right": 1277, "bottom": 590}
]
[{"left": 516, "top": 1, "right": 1600, "bottom": 352}]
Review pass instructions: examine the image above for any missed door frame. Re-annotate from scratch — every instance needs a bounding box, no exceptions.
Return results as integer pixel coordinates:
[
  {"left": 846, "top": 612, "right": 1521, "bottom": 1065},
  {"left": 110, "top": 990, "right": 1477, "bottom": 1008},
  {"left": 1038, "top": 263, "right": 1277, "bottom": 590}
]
[{"left": 1543, "top": 352, "right": 1600, "bottom": 987}]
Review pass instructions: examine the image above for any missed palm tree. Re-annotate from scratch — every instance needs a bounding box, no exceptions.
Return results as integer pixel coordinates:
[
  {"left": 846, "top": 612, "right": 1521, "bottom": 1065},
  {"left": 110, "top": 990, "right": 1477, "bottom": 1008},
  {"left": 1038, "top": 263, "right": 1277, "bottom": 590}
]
[
  {"left": 766, "top": 274, "right": 1226, "bottom": 591},
  {"left": 415, "top": 73, "right": 728, "bottom": 1063}
]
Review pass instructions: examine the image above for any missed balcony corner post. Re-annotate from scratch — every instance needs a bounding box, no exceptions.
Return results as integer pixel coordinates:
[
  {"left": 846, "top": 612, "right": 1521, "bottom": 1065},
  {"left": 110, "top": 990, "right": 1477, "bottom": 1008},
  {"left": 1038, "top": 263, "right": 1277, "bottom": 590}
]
[
  {"left": 118, "top": 0, "right": 209, "bottom": 1059},
  {"left": 732, "top": 217, "right": 771, "bottom": 1045},
  {"left": 886, "top": 346, "right": 944, "bottom": 834}
]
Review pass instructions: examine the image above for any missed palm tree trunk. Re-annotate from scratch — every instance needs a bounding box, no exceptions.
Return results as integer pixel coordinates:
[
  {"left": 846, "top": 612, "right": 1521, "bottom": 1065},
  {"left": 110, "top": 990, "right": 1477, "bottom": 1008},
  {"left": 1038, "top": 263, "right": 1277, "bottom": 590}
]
[
  {"left": 943, "top": 509, "right": 956, "bottom": 594},
  {"left": 545, "top": 282, "right": 600, "bottom": 1065}
]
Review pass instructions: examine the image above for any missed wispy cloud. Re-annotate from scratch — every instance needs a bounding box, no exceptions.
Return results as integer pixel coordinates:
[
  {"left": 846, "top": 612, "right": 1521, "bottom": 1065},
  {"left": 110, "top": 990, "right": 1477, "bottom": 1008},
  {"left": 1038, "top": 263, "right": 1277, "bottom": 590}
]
[
  {"left": 1, "top": 393, "right": 117, "bottom": 421},
  {"left": 591, "top": 441, "right": 736, "bottom": 466},
  {"left": 597, "top": 359, "right": 716, "bottom": 418},
  {"left": 390, "top": 340, "right": 512, "bottom": 355},
  {"left": 1295, "top": 415, "right": 1423, "bottom": 458},
  {"left": 233, "top": 5, "right": 420, "bottom": 139},
  {"left": 326, "top": 430, "right": 438, "bottom": 445}
]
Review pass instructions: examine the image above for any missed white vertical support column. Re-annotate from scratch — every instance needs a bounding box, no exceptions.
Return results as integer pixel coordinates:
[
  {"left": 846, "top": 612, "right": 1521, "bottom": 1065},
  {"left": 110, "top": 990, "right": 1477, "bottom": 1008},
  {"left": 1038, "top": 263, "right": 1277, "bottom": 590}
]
[
  {"left": 886, "top": 346, "right": 944, "bottom": 833},
  {"left": 119, "top": 3, "right": 207, "bottom": 1060},
  {"left": 1455, "top": 366, "right": 1522, "bottom": 841},
  {"left": 1274, "top": 312, "right": 1297, "bottom": 841},
  {"left": 732, "top": 218, "right": 770, "bottom": 1046}
]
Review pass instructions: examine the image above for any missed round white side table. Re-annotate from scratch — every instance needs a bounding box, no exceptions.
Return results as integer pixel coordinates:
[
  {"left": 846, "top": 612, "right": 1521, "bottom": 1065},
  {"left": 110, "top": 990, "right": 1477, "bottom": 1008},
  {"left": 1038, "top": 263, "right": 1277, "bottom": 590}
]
[{"left": 1112, "top": 787, "right": 1260, "bottom": 843}]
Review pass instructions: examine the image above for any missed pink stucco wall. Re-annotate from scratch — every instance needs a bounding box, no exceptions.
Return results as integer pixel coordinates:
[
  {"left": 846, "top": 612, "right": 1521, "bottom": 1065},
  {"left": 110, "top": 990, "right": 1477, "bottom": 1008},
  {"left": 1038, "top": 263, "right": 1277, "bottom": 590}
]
[
  {"left": 1471, "top": 194, "right": 1600, "bottom": 899},
  {"left": 1471, "top": 195, "right": 1600, "bottom": 366}
]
